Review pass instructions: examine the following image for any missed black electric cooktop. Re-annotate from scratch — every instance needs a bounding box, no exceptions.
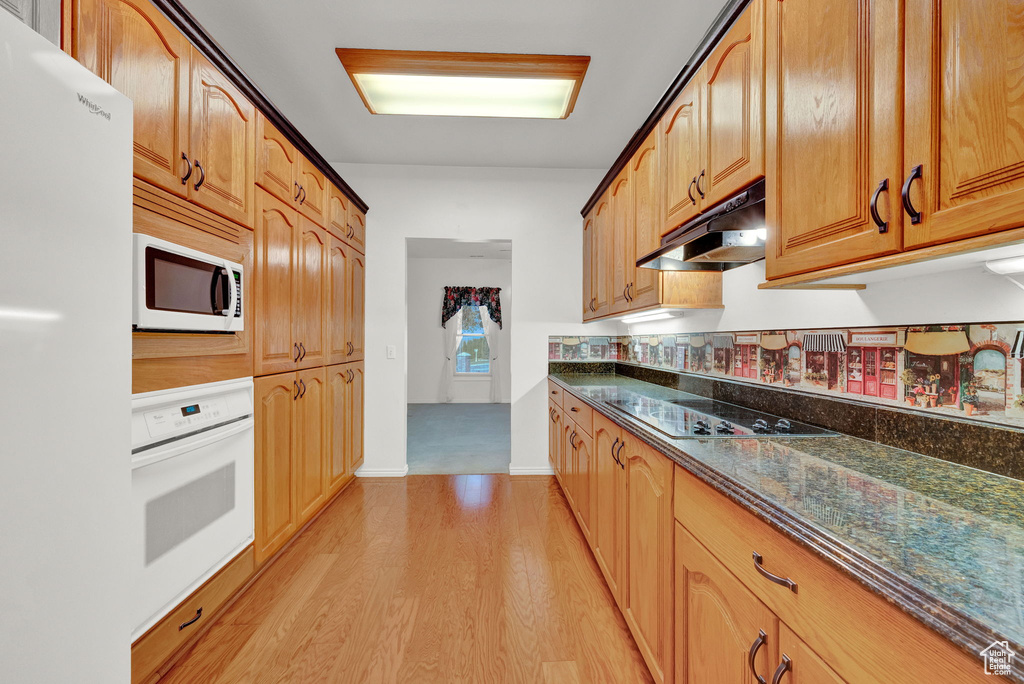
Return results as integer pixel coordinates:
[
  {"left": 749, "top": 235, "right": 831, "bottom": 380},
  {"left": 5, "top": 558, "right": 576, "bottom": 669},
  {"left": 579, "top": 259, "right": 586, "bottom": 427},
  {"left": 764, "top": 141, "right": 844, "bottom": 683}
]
[{"left": 603, "top": 395, "right": 836, "bottom": 439}]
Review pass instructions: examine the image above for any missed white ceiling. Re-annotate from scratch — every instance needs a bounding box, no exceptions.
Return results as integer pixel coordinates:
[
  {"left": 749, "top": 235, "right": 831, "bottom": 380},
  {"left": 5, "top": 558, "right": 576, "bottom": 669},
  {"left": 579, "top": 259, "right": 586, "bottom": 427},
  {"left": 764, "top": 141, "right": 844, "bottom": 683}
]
[
  {"left": 177, "top": 0, "right": 731, "bottom": 169},
  {"left": 407, "top": 238, "right": 512, "bottom": 260}
]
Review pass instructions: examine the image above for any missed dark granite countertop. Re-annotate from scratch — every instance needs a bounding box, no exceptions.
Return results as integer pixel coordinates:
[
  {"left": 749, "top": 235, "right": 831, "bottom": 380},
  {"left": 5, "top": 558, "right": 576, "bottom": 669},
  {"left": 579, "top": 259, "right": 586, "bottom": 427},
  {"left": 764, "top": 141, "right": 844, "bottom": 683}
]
[{"left": 550, "top": 372, "right": 1024, "bottom": 681}]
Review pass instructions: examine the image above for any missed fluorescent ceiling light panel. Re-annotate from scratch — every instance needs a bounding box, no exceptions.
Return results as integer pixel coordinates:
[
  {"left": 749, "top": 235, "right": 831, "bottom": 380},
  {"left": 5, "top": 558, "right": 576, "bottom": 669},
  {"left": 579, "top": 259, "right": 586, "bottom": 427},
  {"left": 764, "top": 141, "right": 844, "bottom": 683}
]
[{"left": 336, "top": 49, "right": 590, "bottom": 119}]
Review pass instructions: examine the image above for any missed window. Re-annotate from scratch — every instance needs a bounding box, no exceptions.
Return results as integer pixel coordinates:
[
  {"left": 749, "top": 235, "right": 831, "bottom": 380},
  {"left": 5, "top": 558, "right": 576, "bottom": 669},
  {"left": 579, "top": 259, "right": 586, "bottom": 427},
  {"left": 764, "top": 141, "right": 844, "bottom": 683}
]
[{"left": 456, "top": 306, "right": 490, "bottom": 374}]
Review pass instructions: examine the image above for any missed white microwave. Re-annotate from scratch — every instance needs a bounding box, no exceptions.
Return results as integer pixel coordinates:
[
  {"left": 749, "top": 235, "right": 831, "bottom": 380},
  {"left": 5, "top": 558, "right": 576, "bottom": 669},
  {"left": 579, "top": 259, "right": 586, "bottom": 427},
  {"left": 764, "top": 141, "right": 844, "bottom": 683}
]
[{"left": 133, "top": 235, "right": 244, "bottom": 333}]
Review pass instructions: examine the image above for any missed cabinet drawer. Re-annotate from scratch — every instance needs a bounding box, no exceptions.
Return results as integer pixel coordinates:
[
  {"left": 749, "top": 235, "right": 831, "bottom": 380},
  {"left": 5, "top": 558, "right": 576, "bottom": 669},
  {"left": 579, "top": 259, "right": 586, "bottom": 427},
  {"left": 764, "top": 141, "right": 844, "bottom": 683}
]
[
  {"left": 131, "top": 545, "right": 255, "bottom": 684},
  {"left": 548, "top": 380, "right": 563, "bottom": 407},
  {"left": 673, "top": 467, "right": 987, "bottom": 683},
  {"left": 562, "top": 392, "right": 593, "bottom": 435}
]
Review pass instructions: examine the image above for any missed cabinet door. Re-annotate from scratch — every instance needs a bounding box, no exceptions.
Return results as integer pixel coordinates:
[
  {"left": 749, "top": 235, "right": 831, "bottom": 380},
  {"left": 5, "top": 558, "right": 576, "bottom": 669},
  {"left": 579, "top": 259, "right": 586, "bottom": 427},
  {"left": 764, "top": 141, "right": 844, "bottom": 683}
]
[
  {"left": 764, "top": 0, "right": 903, "bottom": 279},
  {"left": 326, "top": 236, "right": 351, "bottom": 366},
  {"left": 903, "top": 0, "right": 1024, "bottom": 249},
  {"left": 326, "top": 364, "right": 351, "bottom": 495},
  {"left": 610, "top": 169, "right": 634, "bottom": 314},
  {"left": 347, "top": 252, "right": 365, "bottom": 360},
  {"left": 254, "top": 373, "right": 296, "bottom": 565},
  {"left": 631, "top": 132, "right": 662, "bottom": 310},
  {"left": 348, "top": 205, "right": 367, "bottom": 255},
  {"left": 189, "top": 48, "right": 255, "bottom": 227},
  {"left": 661, "top": 79, "right": 703, "bottom": 234},
  {"left": 776, "top": 622, "right": 847, "bottom": 684},
  {"left": 624, "top": 440, "right": 674, "bottom": 684},
  {"left": 254, "top": 189, "right": 298, "bottom": 376},
  {"left": 327, "top": 184, "right": 350, "bottom": 243},
  {"left": 548, "top": 400, "right": 561, "bottom": 470},
  {"left": 561, "top": 417, "right": 576, "bottom": 508},
  {"left": 297, "top": 156, "right": 328, "bottom": 227},
  {"left": 573, "top": 430, "right": 594, "bottom": 543},
  {"left": 346, "top": 362, "right": 365, "bottom": 473},
  {"left": 294, "top": 217, "right": 327, "bottom": 369},
  {"left": 582, "top": 210, "right": 596, "bottom": 320},
  {"left": 294, "top": 367, "right": 326, "bottom": 524},
  {"left": 675, "top": 523, "right": 779, "bottom": 684},
  {"left": 592, "top": 196, "right": 613, "bottom": 318},
  {"left": 701, "top": 0, "right": 765, "bottom": 208},
  {"left": 256, "top": 114, "right": 298, "bottom": 205},
  {"left": 593, "top": 415, "right": 625, "bottom": 606},
  {"left": 73, "top": 0, "right": 191, "bottom": 197}
]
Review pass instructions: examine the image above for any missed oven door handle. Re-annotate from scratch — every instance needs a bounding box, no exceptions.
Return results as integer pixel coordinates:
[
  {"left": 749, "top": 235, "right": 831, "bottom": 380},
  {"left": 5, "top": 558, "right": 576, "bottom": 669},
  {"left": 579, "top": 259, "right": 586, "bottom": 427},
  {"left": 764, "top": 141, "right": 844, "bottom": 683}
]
[{"left": 131, "top": 417, "right": 253, "bottom": 470}]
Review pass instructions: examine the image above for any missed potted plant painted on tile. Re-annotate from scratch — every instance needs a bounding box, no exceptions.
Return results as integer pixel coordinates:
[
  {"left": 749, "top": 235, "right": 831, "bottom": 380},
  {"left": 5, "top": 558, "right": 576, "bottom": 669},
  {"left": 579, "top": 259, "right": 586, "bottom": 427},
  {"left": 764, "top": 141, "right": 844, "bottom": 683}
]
[
  {"left": 927, "top": 373, "right": 941, "bottom": 394},
  {"left": 900, "top": 369, "right": 919, "bottom": 405},
  {"left": 961, "top": 385, "right": 980, "bottom": 416},
  {"left": 912, "top": 384, "right": 929, "bottom": 407}
]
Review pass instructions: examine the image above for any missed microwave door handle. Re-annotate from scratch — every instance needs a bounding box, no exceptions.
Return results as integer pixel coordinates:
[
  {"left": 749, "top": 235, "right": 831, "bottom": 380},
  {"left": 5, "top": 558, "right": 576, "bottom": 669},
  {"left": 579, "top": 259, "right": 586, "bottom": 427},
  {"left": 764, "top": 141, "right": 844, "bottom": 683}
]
[{"left": 223, "top": 259, "right": 238, "bottom": 322}]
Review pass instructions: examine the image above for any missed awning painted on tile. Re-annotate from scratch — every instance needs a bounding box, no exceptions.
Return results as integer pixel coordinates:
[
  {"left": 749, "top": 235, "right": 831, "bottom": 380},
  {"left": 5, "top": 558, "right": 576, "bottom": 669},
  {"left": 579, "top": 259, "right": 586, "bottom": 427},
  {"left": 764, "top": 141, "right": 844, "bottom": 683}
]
[
  {"left": 712, "top": 333, "right": 735, "bottom": 349},
  {"left": 561, "top": 337, "right": 580, "bottom": 346},
  {"left": 803, "top": 332, "right": 847, "bottom": 353},
  {"left": 689, "top": 335, "right": 706, "bottom": 348},
  {"left": 1012, "top": 331, "right": 1024, "bottom": 359},
  {"left": 760, "top": 333, "right": 788, "bottom": 350},
  {"left": 903, "top": 330, "right": 970, "bottom": 356}
]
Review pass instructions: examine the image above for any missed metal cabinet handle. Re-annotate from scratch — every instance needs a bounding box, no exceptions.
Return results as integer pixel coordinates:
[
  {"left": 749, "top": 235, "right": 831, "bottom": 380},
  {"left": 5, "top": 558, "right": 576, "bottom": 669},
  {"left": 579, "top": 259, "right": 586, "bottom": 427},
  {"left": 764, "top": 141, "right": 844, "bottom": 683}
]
[
  {"left": 610, "top": 437, "right": 620, "bottom": 465},
  {"left": 687, "top": 177, "right": 697, "bottom": 205},
  {"left": 294, "top": 343, "right": 301, "bottom": 362},
  {"left": 299, "top": 186, "right": 306, "bottom": 205},
  {"left": 294, "top": 182, "right": 302, "bottom": 201},
  {"left": 615, "top": 441, "right": 625, "bottom": 469},
  {"left": 180, "top": 152, "right": 193, "bottom": 185},
  {"left": 299, "top": 342, "right": 306, "bottom": 361},
  {"left": 570, "top": 407, "right": 579, "bottom": 413},
  {"left": 179, "top": 607, "right": 202, "bottom": 631},
  {"left": 901, "top": 164, "right": 923, "bottom": 225},
  {"left": 696, "top": 169, "right": 705, "bottom": 198},
  {"left": 193, "top": 159, "right": 205, "bottom": 190},
  {"left": 870, "top": 178, "right": 889, "bottom": 234},
  {"left": 348, "top": 369, "right": 354, "bottom": 383},
  {"left": 298, "top": 379, "right": 306, "bottom": 398},
  {"left": 748, "top": 629, "right": 768, "bottom": 684},
  {"left": 628, "top": 283, "right": 634, "bottom": 301},
  {"left": 570, "top": 431, "right": 577, "bottom": 450},
  {"left": 753, "top": 552, "right": 798, "bottom": 592},
  {"left": 771, "top": 655, "right": 792, "bottom": 684},
  {"left": 293, "top": 380, "right": 299, "bottom": 400}
]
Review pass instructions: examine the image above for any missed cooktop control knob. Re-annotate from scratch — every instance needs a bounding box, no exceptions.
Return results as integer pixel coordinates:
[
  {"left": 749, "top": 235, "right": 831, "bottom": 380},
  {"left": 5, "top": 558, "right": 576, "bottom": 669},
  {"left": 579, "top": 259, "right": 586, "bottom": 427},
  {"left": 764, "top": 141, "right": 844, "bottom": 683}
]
[
  {"left": 752, "top": 418, "right": 769, "bottom": 433},
  {"left": 693, "top": 419, "right": 711, "bottom": 436},
  {"left": 715, "top": 421, "right": 735, "bottom": 435},
  {"left": 775, "top": 419, "right": 792, "bottom": 433}
]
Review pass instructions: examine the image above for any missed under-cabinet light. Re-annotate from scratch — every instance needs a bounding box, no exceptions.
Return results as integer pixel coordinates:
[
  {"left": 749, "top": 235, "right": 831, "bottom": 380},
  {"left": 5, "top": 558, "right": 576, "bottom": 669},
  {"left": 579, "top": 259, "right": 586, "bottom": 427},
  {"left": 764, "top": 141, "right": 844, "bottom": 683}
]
[
  {"left": 621, "top": 311, "right": 677, "bottom": 325},
  {"left": 985, "top": 256, "right": 1024, "bottom": 275},
  {"left": 336, "top": 49, "right": 590, "bottom": 119}
]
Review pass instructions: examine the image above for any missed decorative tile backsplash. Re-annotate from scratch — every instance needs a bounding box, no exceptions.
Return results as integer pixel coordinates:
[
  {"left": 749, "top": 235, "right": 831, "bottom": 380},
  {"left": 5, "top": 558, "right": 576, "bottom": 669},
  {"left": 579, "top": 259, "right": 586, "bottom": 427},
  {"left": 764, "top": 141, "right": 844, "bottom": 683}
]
[{"left": 549, "top": 323, "right": 1024, "bottom": 430}]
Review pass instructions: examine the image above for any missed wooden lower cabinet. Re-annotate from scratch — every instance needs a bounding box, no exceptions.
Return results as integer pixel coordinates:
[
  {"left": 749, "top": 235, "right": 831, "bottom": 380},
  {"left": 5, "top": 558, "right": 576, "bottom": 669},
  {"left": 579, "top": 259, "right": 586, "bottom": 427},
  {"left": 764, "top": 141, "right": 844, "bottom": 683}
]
[
  {"left": 346, "top": 362, "right": 365, "bottom": 474},
  {"left": 549, "top": 401, "right": 564, "bottom": 478},
  {"left": 675, "top": 523, "right": 778, "bottom": 684},
  {"left": 570, "top": 426, "right": 593, "bottom": 543},
  {"left": 777, "top": 622, "right": 847, "bottom": 684},
  {"left": 593, "top": 413, "right": 626, "bottom": 605},
  {"left": 294, "top": 367, "right": 326, "bottom": 522},
  {"left": 623, "top": 437, "right": 674, "bottom": 684},
  {"left": 254, "top": 373, "right": 297, "bottom": 565}
]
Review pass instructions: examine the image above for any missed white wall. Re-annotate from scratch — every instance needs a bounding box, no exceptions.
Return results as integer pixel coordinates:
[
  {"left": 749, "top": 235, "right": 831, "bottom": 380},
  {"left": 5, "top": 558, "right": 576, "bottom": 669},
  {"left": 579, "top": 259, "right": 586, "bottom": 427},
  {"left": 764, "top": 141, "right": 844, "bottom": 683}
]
[
  {"left": 334, "top": 163, "right": 621, "bottom": 476},
  {"left": 407, "top": 256, "right": 512, "bottom": 404},
  {"left": 627, "top": 260, "right": 1024, "bottom": 336}
]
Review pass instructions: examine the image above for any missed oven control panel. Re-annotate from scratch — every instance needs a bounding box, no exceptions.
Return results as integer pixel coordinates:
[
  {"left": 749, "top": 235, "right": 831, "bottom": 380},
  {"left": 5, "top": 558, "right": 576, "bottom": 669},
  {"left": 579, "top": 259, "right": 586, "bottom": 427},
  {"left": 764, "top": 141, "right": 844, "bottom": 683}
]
[
  {"left": 131, "top": 378, "right": 255, "bottom": 452},
  {"left": 143, "top": 397, "right": 230, "bottom": 439}
]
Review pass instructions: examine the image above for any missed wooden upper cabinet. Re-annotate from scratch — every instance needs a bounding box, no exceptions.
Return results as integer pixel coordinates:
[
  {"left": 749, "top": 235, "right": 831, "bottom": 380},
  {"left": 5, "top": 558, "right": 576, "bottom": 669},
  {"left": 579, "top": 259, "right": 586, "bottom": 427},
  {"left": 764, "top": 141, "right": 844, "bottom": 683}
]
[
  {"left": 297, "top": 157, "right": 328, "bottom": 226},
  {"left": 592, "top": 196, "right": 613, "bottom": 318},
  {"left": 623, "top": 440, "right": 674, "bottom": 684},
  {"left": 661, "top": 79, "right": 703, "bottom": 235},
  {"left": 254, "top": 189, "right": 298, "bottom": 376},
  {"left": 348, "top": 252, "right": 365, "bottom": 361},
  {"left": 582, "top": 210, "right": 595, "bottom": 320},
  {"left": 294, "top": 367, "right": 326, "bottom": 524},
  {"left": 764, "top": 0, "right": 903, "bottom": 280},
  {"left": 903, "top": 0, "right": 1024, "bottom": 249},
  {"left": 593, "top": 414, "right": 625, "bottom": 607},
  {"left": 327, "top": 184, "right": 350, "bottom": 243},
  {"left": 675, "top": 523, "right": 778, "bottom": 684},
  {"left": 610, "top": 170, "right": 634, "bottom": 314},
  {"left": 348, "top": 205, "right": 367, "bottom": 254},
  {"left": 294, "top": 217, "right": 327, "bottom": 369},
  {"left": 256, "top": 114, "right": 298, "bottom": 205},
  {"left": 254, "top": 373, "right": 296, "bottom": 565},
  {"left": 631, "top": 133, "right": 662, "bottom": 310},
  {"left": 701, "top": 0, "right": 765, "bottom": 207},
  {"left": 326, "top": 237, "right": 351, "bottom": 366},
  {"left": 72, "top": 0, "right": 191, "bottom": 197},
  {"left": 189, "top": 48, "right": 256, "bottom": 228}
]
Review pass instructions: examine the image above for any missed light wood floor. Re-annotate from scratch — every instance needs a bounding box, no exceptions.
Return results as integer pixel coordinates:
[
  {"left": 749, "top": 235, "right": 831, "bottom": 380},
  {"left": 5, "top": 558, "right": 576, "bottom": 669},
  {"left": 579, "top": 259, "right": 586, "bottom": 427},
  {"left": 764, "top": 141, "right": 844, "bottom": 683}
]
[{"left": 162, "top": 475, "right": 653, "bottom": 683}]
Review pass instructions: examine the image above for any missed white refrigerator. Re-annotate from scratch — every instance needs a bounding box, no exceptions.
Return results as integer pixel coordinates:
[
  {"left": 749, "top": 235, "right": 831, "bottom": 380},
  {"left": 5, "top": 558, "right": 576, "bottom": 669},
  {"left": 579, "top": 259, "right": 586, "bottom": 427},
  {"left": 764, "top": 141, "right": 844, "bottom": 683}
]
[{"left": 0, "top": 11, "right": 133, "bottom": 683}]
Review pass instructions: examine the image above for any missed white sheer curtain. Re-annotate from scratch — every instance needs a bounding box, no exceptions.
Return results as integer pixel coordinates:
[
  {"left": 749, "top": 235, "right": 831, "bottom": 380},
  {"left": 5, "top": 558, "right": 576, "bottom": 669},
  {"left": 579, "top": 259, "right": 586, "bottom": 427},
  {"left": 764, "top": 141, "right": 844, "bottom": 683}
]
[
  {"left": 481, "top": 306, "right": 502, "bottom": 403},
  {"left": 439, "top": 308, "right": 463, "bottom": 403}
]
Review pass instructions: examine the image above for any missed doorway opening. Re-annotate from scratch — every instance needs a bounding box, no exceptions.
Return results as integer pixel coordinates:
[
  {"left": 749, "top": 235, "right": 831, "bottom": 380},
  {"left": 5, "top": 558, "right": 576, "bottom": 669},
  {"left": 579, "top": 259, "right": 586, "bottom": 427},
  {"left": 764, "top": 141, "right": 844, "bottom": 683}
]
[{"left": 405, "top": 238, "right": 512, "bottom": 474}]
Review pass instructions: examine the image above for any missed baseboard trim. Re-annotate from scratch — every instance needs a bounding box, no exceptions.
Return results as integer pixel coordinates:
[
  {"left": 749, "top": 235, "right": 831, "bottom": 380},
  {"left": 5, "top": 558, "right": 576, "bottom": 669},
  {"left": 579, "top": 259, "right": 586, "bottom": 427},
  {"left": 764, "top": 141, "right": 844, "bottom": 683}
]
[
  {"left": 356, "top": 465, "right": 409, "bottom": 477},
  {"left": 509, "top": 465, "right": 555, "bottom": 476}
]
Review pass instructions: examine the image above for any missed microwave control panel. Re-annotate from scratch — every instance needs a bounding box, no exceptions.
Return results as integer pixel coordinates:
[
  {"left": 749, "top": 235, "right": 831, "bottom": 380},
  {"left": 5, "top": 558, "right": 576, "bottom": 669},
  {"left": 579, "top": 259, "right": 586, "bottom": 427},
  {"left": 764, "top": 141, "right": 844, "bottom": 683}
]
[{"left": 231, "top": 270, "right": 242, "bottom": 318}]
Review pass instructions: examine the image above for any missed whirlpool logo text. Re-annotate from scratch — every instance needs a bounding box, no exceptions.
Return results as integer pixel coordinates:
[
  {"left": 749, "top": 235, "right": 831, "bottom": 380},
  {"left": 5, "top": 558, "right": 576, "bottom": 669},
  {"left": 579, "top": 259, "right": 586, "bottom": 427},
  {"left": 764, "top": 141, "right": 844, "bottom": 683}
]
[{"left": 77, "top": 93, "right": 111, "bottom": 120}]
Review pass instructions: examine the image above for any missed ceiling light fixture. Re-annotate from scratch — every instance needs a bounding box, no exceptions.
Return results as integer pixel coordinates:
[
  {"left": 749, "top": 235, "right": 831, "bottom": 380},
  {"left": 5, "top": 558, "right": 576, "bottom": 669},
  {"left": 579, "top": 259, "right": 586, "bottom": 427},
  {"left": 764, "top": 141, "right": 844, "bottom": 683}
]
[{"left": 335, "top": 49, "right": 590, "bottom": 119}]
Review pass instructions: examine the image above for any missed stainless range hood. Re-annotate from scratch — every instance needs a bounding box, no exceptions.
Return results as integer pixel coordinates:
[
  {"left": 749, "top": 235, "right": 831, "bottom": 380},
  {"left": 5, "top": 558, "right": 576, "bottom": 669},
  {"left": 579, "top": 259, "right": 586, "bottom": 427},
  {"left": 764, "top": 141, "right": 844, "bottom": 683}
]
[{"left": 637, "top": 179, "right": 766, "bottom": 271}]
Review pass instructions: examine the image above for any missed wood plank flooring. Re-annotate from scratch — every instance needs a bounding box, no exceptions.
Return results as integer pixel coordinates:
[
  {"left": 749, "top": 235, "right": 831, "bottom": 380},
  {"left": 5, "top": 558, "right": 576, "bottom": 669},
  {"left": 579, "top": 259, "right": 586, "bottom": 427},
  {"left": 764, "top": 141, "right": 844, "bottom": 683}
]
[{"left": 162, "top": 475, "right": 653, "bottom": 683}]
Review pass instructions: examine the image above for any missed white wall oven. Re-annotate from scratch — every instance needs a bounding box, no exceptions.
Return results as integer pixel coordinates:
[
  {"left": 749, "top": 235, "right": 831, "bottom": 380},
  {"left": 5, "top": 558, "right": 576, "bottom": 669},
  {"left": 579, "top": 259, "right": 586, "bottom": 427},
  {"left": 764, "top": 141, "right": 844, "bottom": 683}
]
[
  {"left": 130, "top": 378, "right": 254, "bottom": 640},
  {"left": 133, "top": 234, "right": 243, "bottom": 332}
]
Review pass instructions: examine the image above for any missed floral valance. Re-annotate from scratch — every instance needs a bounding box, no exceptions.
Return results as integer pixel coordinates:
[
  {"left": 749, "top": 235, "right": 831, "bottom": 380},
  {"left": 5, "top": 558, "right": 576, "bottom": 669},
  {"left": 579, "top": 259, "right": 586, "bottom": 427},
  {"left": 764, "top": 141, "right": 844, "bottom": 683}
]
[{"left": 442, "top": 286, "right": 502, "bottom": 329}]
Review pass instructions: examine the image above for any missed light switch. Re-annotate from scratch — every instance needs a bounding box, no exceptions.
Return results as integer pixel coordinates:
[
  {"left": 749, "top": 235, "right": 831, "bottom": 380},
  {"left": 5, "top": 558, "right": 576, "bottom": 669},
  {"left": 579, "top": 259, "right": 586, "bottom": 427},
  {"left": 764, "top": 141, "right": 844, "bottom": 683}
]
[{"left": 386, "top": 345, "right": 396, "bottom": 359}]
